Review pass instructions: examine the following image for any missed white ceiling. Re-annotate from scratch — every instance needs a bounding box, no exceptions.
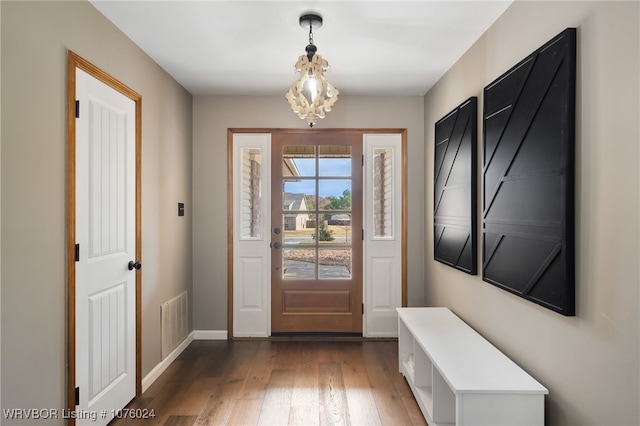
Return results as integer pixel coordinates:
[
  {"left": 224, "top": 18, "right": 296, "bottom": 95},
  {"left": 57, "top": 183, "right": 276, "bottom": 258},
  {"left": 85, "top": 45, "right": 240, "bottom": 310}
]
[{"left": 90, "top": 0, "right": 513, "bottom": 97}]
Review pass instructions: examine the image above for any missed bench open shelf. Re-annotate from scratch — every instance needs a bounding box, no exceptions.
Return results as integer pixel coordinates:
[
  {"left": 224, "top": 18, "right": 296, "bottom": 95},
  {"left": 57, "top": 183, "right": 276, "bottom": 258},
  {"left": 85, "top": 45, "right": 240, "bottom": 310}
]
[{"left": 397, "top": 307, "right": 548, "bottom": 426}]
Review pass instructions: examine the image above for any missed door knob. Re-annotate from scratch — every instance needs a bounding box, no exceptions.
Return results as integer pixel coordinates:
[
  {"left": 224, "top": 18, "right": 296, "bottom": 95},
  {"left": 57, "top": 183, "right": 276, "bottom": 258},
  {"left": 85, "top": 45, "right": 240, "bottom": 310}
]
[
  {"left": 128, "top": 260, "right": 141, "bottom": 271},
  {"left": 272, "top": 242, "right": 281, "bottom": 249}
]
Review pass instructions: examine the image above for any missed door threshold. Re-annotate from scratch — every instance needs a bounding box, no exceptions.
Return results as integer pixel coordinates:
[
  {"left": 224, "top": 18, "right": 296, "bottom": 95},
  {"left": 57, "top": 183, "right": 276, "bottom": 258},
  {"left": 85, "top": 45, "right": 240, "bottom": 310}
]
[
  {"left": 232, "top": 333, "right": 397, "bottom": 342},
  {"left": 272, "top": 332, "right": 362, "bottom": 338},
  {"left": 245, "top": 332, "right": 398, "bottom": 342}
]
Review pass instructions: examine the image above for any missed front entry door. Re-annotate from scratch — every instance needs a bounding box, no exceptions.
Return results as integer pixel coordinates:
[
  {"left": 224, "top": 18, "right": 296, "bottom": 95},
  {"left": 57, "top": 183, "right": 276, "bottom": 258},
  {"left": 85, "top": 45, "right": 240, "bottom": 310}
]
[
  {"left": 271, "top": 132, "right": 363, "bottom": 333},
  {"left": 74, "top": 67, "right": 137, "bottom": 424}
]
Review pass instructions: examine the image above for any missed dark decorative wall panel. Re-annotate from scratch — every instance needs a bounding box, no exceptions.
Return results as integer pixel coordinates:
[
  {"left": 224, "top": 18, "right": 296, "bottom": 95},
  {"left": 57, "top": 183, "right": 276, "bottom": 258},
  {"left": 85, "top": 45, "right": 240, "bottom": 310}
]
[
  {"left": 434, "top": 97, "right": 477, "bottom": 274},
  {"left": 482, "top": 28, "right": 576, "bottom": 315}
]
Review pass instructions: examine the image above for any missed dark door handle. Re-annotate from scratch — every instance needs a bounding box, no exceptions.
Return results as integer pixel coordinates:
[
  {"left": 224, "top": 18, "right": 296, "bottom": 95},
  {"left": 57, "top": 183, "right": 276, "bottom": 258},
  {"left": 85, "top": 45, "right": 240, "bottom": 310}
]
[
  {"left": 128, "top": 260, "right": 141, "bottom": 271},
  {"left": 272, "top": 242, "right": 281, "bottom": 249}
]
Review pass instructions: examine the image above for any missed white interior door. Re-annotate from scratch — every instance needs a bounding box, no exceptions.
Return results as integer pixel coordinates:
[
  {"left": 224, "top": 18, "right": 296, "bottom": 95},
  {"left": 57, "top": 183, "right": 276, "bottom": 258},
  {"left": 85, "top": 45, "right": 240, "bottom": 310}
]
[
  {"left": 363, "top": 133, "right": 403, "bottom": 337},
  {"left": 75, "top": 68, "right": 136, "bottom": 424}
]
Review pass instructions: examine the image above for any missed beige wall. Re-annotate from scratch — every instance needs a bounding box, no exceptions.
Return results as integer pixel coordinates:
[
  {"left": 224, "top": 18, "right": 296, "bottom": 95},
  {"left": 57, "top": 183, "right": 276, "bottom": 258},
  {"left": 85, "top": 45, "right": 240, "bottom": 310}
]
[
  {"left": 192, "top": 96, "right": 425, "bottom": 331},
  {"left": 1, "top": 1, "right": 193, "bottom": 419},
  {"left": 423, "top": 1, "right": 639, "bottom": 425}
]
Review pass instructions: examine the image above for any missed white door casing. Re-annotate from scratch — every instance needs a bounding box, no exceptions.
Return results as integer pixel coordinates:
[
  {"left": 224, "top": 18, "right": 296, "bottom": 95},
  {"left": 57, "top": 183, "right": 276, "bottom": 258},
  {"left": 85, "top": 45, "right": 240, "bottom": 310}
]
[
  {"left": 363, "top": 133, "right": 403, "bottom": 337},
  {"left": 75, "top": 68, "right": 136, "bottom": 424},
  {"left": 232, "top": 133, "right": 271, "bottom": 337}
]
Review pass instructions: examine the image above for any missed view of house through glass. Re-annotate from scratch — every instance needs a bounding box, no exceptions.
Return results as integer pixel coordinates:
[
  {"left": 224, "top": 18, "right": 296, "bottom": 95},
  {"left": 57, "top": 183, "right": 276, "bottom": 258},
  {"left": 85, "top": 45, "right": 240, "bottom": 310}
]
[{"left": 281, "top": 145, "right": 353, "bottom": 280}]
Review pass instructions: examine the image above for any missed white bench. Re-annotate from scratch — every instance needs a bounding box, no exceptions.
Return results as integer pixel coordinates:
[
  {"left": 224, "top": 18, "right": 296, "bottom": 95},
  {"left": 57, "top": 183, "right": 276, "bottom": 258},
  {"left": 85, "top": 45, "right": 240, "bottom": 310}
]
[{"left": 397, "top": 307, "right": 548, "bottom": 426}]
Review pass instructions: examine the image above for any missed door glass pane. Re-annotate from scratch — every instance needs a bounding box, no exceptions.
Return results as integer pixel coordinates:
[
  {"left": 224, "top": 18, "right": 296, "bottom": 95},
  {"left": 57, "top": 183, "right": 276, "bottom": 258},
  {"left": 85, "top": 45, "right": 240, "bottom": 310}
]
[
  {"left": 240, "top": 147, "right": 261, "bottom": 239},
  {"left": 317, "top": 214, "right": 351, "bottom": 246},
  {"left": 373, "top": 148, "right": 393, "bottom": 238},
  {"left": 319, "top": 145, "right": 351, "bottom": 177},
  {"left": 319, "top": 179, "right": 352, "bottom": 211},
  {"left": 319, "top": 248, "right": 352, "bottom": 279},
  {"left": 283, "top": 214, "right": 315, "bottom": 245},
  {"left": 283, "top": 145, "right": 316, "bottom": 176},
  {"left": 284, "top": 180, "right": 315, "bottom": 206},
  {"left": 283, "top": 247, "right": 316, "bottom": 279}
]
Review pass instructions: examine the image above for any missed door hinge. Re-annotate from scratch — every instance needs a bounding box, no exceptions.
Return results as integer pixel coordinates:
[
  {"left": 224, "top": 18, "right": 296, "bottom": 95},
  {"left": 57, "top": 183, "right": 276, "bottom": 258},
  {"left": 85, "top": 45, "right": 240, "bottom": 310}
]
[
  {"left": 362, "top": 154, "right": 364, "bottom": 166},
  {"left": 75, "top": 387, "right": 80, "bottom": 406},
  {"left": 75, "top": 243, "right": 80, "bottom": 262},
  {"left": 362, "top": 229, "right": 364, "bottom": 241},
  {"left": 362, "top": 303, "right": 364, "bottom": 315},
  {"left": 75, "top": 100, "right": 80, "bottom": 118}
]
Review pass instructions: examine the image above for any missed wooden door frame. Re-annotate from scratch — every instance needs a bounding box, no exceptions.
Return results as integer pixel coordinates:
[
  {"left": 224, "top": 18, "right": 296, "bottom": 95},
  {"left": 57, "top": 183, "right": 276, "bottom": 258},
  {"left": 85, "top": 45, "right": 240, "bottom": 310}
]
[
  {"left": 227, "top": 128, "right": 407, "bottom": 338},
  {"left": 66, "top": 51, "right": 143, "bottom": 418}
]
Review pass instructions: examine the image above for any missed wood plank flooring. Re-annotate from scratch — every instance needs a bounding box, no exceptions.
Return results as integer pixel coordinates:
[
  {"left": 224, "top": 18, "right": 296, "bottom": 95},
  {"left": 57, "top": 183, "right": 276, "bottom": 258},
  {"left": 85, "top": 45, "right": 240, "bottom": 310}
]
[{"left": 111, "top": 340, "right": 426, "bottom": 426}]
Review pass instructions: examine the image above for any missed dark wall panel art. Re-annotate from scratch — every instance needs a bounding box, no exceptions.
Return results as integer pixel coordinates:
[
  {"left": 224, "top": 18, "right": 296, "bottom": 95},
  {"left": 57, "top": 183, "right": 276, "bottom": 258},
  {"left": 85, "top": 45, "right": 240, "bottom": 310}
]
[
  {"left": 482, "top": 28, "right": 576, "bottom": 315},
  {"left": 434, "top": 97, "right": 477, "bottom": 275}
]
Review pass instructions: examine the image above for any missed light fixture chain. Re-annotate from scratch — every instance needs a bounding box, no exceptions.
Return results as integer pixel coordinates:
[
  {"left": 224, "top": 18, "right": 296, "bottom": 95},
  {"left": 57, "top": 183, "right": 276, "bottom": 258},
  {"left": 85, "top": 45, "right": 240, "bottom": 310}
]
[{"left": 308, "top": 23, "right": 314, "bottom": 45}]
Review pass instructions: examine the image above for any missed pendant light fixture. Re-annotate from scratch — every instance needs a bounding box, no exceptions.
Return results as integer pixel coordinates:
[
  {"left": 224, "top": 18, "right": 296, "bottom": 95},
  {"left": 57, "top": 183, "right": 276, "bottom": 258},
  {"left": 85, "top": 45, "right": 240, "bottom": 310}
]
[{"left": 285, "top": 13, "right": 339, "bottom": 128}]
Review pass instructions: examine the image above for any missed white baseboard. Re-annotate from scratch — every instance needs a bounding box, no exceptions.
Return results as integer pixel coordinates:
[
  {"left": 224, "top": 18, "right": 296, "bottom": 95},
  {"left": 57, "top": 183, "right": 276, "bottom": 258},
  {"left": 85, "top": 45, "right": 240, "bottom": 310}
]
[
  {"left": 142, "top": 331, "right": 194, "bottom": 393},
  {"left": 365, "top": 332, "right": 399, "bottom": 338},
  {"left": 193, "top": 329, "right": 228, "bottom": 340},
  {"left": 232, "top": 332, "right": 269, "bottom": 338}
]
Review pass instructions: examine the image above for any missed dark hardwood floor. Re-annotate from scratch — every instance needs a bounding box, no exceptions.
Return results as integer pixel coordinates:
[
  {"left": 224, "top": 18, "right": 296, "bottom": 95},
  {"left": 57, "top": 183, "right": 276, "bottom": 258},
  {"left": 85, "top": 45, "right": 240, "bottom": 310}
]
[{"left": 111, "top": 340, "right": 427, "bottom": 425}]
